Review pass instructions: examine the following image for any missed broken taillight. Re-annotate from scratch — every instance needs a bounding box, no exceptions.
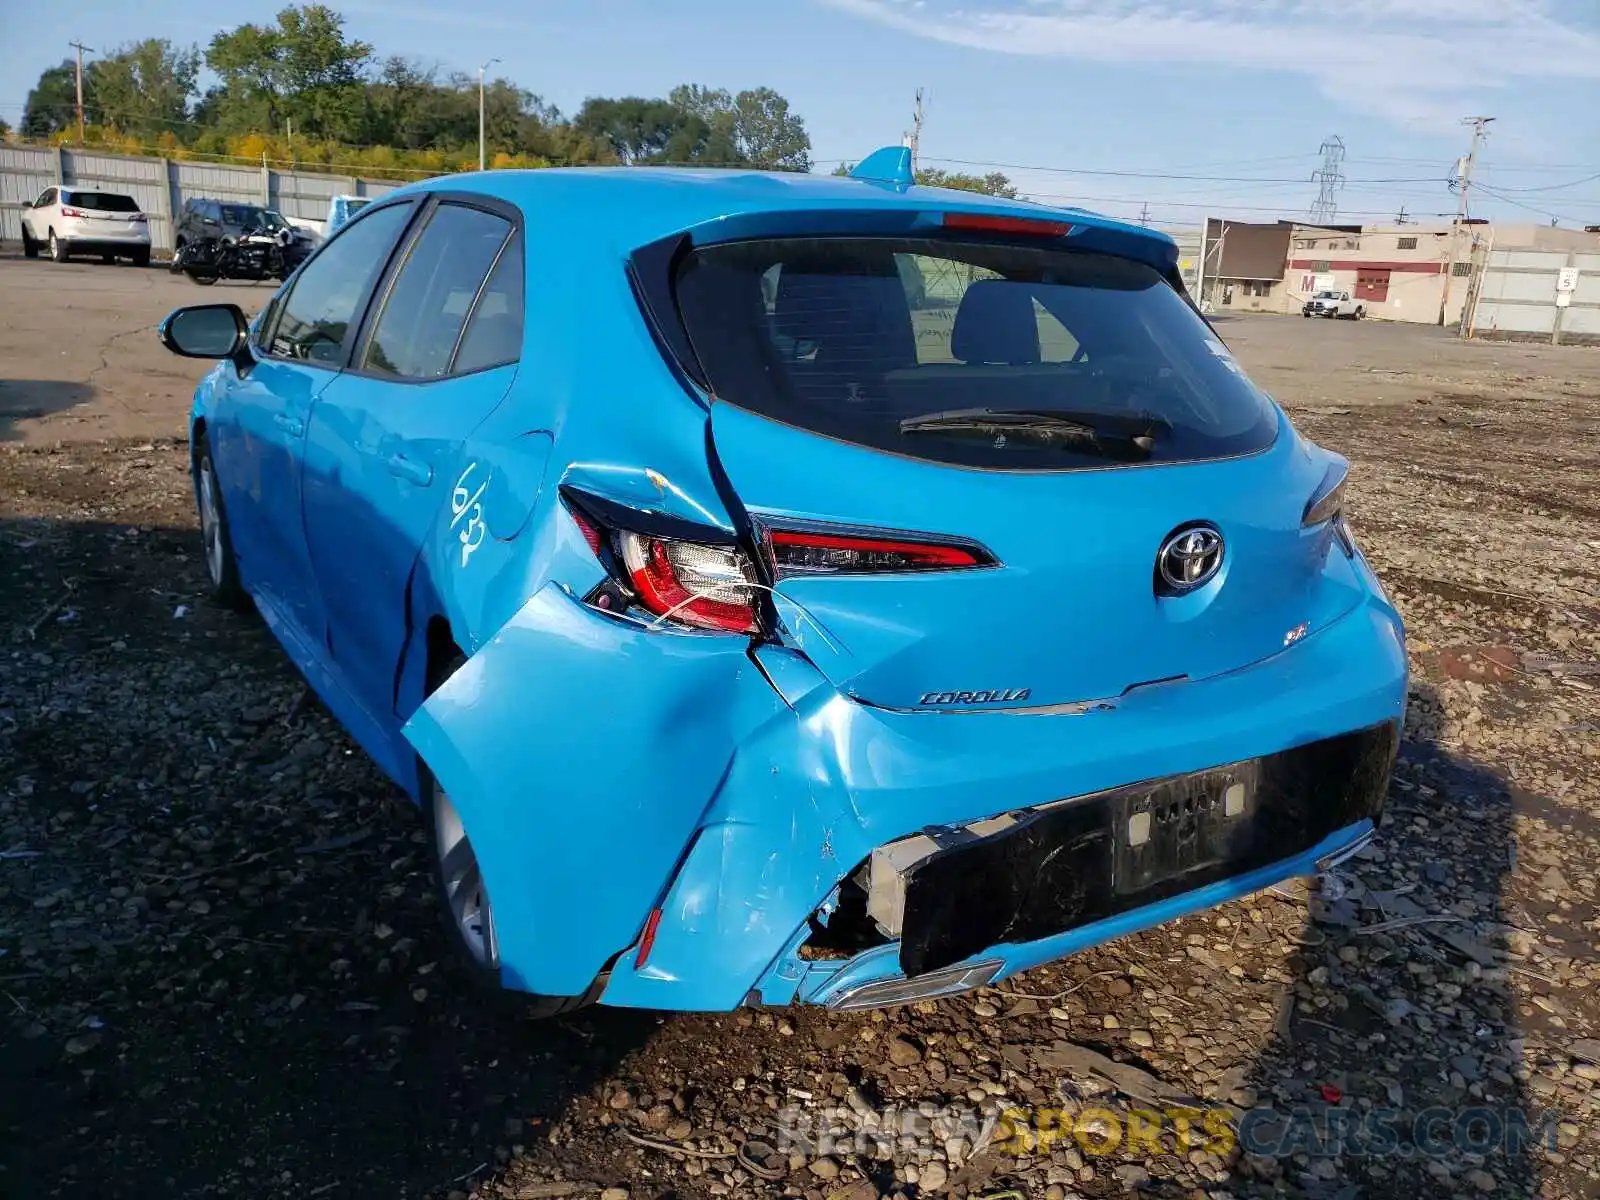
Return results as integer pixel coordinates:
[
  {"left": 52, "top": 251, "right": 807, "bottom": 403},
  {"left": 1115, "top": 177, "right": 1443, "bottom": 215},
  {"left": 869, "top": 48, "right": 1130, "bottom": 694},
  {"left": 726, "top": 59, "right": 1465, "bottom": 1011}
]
[
  {"left": 619, "top": 532, "right": 761, "bottom": 633},
  {"left": 563, "top": 497, "right": 763, "bottom": 635}
]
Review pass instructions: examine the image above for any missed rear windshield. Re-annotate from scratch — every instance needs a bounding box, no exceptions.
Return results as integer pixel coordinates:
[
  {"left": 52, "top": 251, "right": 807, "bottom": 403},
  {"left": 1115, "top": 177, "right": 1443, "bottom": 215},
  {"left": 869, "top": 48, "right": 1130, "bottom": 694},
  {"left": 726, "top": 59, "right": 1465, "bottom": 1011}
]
[
  {"left": 674, "top": 237, "right": 1279, "bottom": 470},
  {"left": 66, "top": 191, "right": 139, "bottom": 213},
  {"left": 220, "top": 204, "right": 266, "bottom": 227}
]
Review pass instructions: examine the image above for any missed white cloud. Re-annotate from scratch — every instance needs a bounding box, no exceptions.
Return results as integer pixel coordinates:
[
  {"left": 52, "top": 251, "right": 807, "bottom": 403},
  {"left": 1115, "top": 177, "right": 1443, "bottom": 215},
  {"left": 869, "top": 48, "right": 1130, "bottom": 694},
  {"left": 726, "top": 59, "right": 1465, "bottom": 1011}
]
[{"left": 823, "top": 0, "right": 1600, "bottom": 126}]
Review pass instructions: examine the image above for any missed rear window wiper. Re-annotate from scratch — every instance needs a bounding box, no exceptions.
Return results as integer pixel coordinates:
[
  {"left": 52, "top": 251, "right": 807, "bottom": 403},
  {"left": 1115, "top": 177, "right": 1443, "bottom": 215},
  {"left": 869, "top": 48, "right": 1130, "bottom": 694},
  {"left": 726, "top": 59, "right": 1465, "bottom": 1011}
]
[{"left": 898, "top": 408, "right": 1165, "bottom": 458}]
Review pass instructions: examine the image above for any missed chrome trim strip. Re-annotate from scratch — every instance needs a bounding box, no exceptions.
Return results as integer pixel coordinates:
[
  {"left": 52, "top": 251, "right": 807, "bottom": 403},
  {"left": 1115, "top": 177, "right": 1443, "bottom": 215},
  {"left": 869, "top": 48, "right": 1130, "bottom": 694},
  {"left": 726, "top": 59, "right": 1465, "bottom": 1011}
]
[
  {"left": 824, "top": 959, "right": 1004, "bottom": 1011},
  {"left": 1314, "top": 828, "right": 1375, "bottom": 873}
]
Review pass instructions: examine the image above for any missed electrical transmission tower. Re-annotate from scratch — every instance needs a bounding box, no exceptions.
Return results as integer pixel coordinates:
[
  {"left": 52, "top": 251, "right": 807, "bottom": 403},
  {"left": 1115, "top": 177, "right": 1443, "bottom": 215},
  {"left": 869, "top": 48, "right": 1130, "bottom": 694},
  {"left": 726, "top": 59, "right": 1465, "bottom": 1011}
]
[{"left": 1309, "top": 135, "right": 1346, "bottom": 224}]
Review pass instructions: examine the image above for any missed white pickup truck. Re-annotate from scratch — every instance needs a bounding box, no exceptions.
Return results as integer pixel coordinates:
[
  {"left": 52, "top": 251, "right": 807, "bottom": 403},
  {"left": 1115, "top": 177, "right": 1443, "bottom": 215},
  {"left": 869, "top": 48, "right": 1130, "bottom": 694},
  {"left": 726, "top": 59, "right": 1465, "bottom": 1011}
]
[{"left": 1302, "top": 290, "right": 1365, "bottom": 319}]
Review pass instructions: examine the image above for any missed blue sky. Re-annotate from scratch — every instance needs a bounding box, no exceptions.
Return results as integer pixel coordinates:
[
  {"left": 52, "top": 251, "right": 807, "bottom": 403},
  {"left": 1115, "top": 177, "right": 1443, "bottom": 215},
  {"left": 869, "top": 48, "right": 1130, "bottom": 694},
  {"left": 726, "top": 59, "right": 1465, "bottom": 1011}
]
[{"left": 5, "top": 0, "right": 1598, "bottom": 229}]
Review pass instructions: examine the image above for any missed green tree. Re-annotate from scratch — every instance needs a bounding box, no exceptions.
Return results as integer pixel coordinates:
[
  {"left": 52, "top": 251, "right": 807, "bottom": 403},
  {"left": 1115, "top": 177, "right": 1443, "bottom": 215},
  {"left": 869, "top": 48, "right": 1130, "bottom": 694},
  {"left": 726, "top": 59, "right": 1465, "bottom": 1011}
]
[
  {"left": 574, "top": 96, "right": 698, "bottom": 164},
  {"left": 86, "top": 40, "right": 200, "bottom": 139},
  {"left": 21, "top": 62, "right": 78, "bottom": 138},
  {"left": 205, "top": 4, "right": 372, "bottom": 141},
  {"left": 731, "top": 87, "right": 810, "bottom": 170},
  {"left": 915, "top": 168, "right": 1019, "bottom": 198},
  {"left": 0, "top": 117, "right": 11, "bottom": 141},
  {"left": 670, "top": 84, "right": 810, "bottom": 170}
]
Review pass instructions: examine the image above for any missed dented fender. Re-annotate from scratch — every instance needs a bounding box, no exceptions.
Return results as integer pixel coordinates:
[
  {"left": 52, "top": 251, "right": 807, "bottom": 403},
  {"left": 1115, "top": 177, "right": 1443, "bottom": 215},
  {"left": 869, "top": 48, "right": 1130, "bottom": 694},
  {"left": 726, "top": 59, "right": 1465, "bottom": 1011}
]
[{"left": 401, "top": 584, "right": 786, "bottom": 996}]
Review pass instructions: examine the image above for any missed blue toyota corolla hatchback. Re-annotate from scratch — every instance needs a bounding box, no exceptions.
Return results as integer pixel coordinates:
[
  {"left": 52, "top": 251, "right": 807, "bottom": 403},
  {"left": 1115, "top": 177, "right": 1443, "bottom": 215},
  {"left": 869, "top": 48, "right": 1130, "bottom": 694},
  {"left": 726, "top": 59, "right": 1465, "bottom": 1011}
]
[{"left": 158, "top": 147, "right": 1406, "bottom": 1016}]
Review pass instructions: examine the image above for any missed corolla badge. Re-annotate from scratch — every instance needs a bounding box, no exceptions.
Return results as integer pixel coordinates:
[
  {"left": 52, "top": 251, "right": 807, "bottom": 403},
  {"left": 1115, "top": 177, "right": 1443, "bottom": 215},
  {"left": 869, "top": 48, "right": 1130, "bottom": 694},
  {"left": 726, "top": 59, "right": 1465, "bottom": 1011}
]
[{"left": 1156, "top": 525, "right": 1224, "bottom": 592}]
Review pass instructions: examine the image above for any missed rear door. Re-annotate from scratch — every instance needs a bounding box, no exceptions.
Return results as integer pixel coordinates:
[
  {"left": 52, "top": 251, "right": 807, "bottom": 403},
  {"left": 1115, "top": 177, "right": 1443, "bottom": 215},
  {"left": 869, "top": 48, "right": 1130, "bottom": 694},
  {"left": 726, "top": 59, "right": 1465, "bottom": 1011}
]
[
  {"left": 302, "top": 198, "right": 524, "bottom": 724},
  {"left": 210, "top": 200, "right": 417, "bottom": 643},
  {"left": 675, "top": 233, "right": 1358, "bottom": 709}
]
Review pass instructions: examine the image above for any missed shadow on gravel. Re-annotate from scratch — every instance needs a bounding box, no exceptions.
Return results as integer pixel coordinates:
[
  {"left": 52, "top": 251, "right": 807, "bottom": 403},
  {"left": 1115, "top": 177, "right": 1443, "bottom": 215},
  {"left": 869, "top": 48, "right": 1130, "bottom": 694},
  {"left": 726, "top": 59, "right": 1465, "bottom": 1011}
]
[
  {"left": 1222, "top": 681, "right": 1541, "bottom": 1199},
  {"left": 0, "top": 381, "right": 95, "bottom": 442},
  {"left": 0, "top": 514, "right": 656, "bottom": 1200}
]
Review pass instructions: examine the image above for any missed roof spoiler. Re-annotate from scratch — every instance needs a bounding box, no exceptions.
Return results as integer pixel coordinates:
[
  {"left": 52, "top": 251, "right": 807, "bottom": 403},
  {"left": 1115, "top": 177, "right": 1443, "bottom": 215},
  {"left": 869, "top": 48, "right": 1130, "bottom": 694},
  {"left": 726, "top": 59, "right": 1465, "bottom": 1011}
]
[{"left": 849, "top": 145, "right": 915, "bottom": 188}]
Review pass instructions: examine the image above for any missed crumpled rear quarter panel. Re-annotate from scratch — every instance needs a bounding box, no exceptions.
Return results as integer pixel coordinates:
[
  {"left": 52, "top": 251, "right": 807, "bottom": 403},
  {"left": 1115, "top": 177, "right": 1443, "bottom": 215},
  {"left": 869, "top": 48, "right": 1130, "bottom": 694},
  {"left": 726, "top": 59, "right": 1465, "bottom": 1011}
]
[{"left": 401, "top": 584, "right": 786, "bottom": 997}]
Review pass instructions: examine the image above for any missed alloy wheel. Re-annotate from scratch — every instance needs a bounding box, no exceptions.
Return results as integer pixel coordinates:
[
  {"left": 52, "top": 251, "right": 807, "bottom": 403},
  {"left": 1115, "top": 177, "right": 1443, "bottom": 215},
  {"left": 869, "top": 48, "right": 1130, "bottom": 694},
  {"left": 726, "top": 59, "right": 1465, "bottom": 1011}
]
[
  {"left": 433, "top": 784, "right": 498, "bottom": 968},
  {"left": 197, "top": 458, "right": 225, "bottom": 586}
]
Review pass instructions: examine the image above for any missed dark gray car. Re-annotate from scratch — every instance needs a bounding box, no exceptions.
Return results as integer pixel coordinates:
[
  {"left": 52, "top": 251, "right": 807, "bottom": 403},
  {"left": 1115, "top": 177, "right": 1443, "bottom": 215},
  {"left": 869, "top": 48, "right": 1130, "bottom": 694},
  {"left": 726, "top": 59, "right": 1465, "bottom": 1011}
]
[{"left": 175, "top": 199, "right": 314, "bottom": 268}]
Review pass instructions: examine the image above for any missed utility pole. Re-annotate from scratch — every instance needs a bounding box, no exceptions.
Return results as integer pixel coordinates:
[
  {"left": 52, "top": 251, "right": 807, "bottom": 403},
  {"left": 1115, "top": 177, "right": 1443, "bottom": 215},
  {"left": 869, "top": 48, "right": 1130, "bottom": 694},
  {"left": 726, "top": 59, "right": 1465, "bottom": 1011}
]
[
  {"left": 905, "top": 89, "right": 926, "bottom": 176},
  {"left": 1439, "top": 115, "right": 1494, "bottom": 327},
  {"left": 1139, "top": 201, "right": 1151, "bottom": 227},
  {"left": 478, "top": 58, "right": 500, "bottom": 171},
  {"left": 68, "top": 41, "right": 94, "bottom": 143},
  {"left": 1396, "top": 204, "right": 1410, "bottom": 225}
]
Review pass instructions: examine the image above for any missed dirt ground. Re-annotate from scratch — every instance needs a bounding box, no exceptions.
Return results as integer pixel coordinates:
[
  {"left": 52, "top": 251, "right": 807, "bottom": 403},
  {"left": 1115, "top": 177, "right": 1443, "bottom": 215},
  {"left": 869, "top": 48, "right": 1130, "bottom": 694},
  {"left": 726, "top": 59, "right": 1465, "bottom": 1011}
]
[{"left": 1, "top": 256, "right": 1598, "bottom": 1200}]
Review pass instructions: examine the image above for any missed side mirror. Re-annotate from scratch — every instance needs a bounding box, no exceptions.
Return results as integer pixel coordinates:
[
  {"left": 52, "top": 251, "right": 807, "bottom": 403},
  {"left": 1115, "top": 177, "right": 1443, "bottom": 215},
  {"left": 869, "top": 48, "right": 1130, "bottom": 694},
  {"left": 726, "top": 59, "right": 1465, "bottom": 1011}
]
[{"left": 159, "top": 304, "right": 250, "bottom": 363}]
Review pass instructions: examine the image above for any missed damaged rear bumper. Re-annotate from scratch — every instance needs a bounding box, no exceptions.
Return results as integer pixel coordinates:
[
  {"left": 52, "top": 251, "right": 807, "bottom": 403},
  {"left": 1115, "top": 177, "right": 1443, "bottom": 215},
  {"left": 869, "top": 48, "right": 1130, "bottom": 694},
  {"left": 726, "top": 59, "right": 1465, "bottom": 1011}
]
[{"left": 405, "top": 579, "right": 1406, "bottom": 1011}]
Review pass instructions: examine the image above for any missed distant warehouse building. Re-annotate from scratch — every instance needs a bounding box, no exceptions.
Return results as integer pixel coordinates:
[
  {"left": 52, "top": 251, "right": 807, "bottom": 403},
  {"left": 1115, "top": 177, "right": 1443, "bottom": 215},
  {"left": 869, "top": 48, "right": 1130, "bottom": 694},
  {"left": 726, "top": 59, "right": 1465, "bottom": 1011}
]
[
  {"left": 1196, "top": 217, "right": 1600, "bottom": 327},
  {"left": 1282, "top": 223, "right": 1482, "bottom": 326},
  {"left": 1194, "top": 218, "right": 1294, "bottom": 312}
]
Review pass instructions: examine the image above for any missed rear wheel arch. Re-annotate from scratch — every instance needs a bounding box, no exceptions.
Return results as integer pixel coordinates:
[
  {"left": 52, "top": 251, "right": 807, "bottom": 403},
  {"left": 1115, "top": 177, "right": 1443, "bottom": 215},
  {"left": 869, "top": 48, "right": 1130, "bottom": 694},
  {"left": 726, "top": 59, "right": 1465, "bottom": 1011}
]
[{"left": 424, "top": 616, "right": 465, "bottom": 694}]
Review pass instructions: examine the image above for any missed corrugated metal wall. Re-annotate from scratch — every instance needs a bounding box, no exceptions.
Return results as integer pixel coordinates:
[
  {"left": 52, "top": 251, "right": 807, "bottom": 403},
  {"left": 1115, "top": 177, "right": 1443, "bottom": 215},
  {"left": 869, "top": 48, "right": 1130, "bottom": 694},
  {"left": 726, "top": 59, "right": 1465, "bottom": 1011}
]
[
  {"left": 1, "top": 147, "right": 407, "bottom": 253},
  {"left": 1465, "top": 248, "right": 1600, "bottom": 345}
]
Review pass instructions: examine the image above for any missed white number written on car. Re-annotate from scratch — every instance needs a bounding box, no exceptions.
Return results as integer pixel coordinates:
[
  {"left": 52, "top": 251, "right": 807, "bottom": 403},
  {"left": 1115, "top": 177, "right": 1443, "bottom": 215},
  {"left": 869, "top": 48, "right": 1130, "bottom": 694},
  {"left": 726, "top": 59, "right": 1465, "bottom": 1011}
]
[{"left": 452, "top": 463, "right": 489, "bottom": 568}]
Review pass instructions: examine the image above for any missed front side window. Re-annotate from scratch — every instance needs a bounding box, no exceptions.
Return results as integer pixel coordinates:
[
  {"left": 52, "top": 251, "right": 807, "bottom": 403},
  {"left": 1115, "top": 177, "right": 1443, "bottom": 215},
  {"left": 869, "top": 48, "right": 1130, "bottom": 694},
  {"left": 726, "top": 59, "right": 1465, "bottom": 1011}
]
[
  {"left": 220, "top": 204, "right": 265, "bottom": 228},
  {"left": 674, "top": 236, "right": 1278, "bottom": 470},
  {"left": 268, "top": 203, "right": 413, "bottom": 364},
  {"left": 360, "top": 203, "right": 516, "bottom": 380}
]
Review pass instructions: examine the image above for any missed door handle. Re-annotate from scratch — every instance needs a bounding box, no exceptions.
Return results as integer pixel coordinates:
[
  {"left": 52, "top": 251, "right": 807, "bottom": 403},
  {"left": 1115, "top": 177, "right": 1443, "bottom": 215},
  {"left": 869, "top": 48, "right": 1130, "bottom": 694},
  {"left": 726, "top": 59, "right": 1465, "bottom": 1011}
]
[
  {"left": 273, "top": 413, "right": 305, "bottom": 437},
  {"left": 386, "top": 453, "right": 433, "bottom": 486}
]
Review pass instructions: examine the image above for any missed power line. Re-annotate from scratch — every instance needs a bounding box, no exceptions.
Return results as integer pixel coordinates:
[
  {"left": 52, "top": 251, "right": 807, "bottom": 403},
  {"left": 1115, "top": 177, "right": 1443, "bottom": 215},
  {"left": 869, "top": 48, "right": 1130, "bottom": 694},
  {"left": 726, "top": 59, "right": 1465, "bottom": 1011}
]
[
  {"left": 1472, "top": 183, "right": 1591, "bottom": 225},
  {"left": 917, "top": 155, "right": 1441, "bottom": 186}
]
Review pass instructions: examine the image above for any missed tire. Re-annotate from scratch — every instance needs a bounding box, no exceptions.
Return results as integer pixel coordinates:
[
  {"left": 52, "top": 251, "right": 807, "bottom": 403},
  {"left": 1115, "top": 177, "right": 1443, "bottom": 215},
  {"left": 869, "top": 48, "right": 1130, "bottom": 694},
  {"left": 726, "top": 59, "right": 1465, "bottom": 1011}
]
[
  {"left": 48, "top": 230, "right": 67, "bottom": 263},
  {"left": 131, "top": 248, "right": 150, "bottom": 268},
  {"left": 21, "top": 228, "right": 38, "bottom": 259},
  {"left": 1354, "top": 307, "right": 1365, "bottom": 320},
  {"left": 190, "top": 271, "right": 219, "bottom": 286},
  {"left": 420, "top": 659, "right": 589, "bottom": 1020},
  {"left": 194, "top": 438, "right": 249, "bottom": 610}
]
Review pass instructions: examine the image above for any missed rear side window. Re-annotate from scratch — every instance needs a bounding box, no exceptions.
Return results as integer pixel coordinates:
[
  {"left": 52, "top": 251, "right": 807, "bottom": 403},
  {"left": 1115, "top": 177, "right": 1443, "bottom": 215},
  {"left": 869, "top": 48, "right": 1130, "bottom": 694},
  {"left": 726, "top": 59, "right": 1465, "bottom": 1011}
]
[
  {"left": 674, "top": 237, "right": 1278, "bottom": 470},
  {"left": 360, "top": 204, "right": 516, "bottom": 380},
  {"left": 65, "top": 191, "right": 140, "bottom": 212},
  {"left": 269, "top": 203, "right": 412, "bottom": 364},
  {"left": 454, "top": 232, "right": 524, "bottom": 375}
]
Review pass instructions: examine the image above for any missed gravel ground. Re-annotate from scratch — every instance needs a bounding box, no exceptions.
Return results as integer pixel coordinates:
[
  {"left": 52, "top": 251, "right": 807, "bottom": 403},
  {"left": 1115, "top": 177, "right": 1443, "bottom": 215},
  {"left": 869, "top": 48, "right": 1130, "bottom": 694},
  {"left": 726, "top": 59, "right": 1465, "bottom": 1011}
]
[{"left": 1, "top": 314, "right": 1597, "bottom": 1200}]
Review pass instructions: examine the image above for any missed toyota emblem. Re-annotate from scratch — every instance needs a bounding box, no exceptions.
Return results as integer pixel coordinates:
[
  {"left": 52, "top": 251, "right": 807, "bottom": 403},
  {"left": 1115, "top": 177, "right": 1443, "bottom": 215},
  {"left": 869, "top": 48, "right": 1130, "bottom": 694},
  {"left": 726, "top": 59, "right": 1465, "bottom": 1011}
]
[{"left": 1156, "top": 525, "right": 1225, "bottom": 593}]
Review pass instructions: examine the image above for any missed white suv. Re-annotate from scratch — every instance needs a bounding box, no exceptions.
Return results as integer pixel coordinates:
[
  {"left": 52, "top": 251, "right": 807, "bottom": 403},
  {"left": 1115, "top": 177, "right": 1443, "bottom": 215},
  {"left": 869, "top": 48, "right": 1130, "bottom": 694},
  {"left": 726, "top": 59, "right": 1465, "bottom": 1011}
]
[{"left": 21, "top": 187, "right": 152, "bottom": 266}]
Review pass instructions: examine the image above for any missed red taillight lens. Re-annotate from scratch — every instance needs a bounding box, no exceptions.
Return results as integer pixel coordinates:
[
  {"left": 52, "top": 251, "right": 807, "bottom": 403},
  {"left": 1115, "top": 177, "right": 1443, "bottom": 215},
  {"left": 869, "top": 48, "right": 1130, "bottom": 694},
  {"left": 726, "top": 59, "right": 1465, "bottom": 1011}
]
[
  {"left": 60, "top": 206, "right": 86, "bottom": 218},
  {"left": 563, "top": 497, "right": 762, "bottom": 634},
  {"left": 569, "top": 507, "right": 605, "bottom": 556},
  {"left": 942, "top": 211, "right": 1072, "bottom": 238},
  {"left": 620, "top": 532, "right": 761, "bottom": 634},
  {"left": 767, "top": 528, "right": 992, "bottom": 577}
]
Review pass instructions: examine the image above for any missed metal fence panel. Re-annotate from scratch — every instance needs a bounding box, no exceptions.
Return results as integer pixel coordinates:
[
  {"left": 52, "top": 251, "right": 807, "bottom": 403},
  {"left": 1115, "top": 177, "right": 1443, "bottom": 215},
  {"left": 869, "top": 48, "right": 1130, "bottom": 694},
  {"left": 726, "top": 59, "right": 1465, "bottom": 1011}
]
[
  {"left": 270, "top": 171, "right": 353, "bottom": 229},
  {"left": 1467, "top": 243, "right": 1600, "bottom": 344},
  {"left": 1564, "top": 306, "right": 1600, "bottom": 336},
  {"left": 0, "top": 145, "right": 56, "bottom": 243},
  {"left": 1473, "top": 301, "right": 1556, "bottom": 334}
]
